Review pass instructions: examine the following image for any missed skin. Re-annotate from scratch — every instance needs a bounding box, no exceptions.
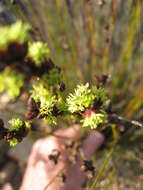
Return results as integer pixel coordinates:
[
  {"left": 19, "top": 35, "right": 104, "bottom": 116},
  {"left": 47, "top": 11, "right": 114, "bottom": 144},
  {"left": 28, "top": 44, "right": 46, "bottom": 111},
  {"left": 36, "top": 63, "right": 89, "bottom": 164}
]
[{"left": 20, "top": 125, "right": 104, "bottom": 190}]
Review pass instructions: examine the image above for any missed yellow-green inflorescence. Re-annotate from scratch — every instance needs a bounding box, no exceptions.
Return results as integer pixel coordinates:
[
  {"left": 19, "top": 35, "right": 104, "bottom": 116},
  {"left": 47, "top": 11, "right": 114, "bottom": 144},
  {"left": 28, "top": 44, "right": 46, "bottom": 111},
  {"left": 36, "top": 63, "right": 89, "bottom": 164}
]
[
  {"left": 0, "top": 68, "right": 24, "bottom": 99},
  {"left": 7, "top": 119, "right": 31, "bottom": 147},
  {"left": 82, "top": 111, "right": 107, "bottom": 129},
  {"left": 9, "top": 138, "right": 19, "bottom": 147},
  {"left": 0, "top": 20, "right": 31, "bottom": 49},
  {"left": 27, "top": 41, "right": 50, "bottom": 66},
  {"left": 30, "top": 83, "right": 107, "bottom": 128},
  {"left": 67, "top": 83, "right": 107, "bottom": 129},
  {"left": 8, "top": 118, "right": 24, "bottom": 147},
  {"left": 31, "top": 84, "right": 57, "bottom": 124},
  {"left": 8, "top": 118, "right": 24, "bottom": 131},
  {"left": 66, "top": 83, "right": 95, "bottom": 113}
]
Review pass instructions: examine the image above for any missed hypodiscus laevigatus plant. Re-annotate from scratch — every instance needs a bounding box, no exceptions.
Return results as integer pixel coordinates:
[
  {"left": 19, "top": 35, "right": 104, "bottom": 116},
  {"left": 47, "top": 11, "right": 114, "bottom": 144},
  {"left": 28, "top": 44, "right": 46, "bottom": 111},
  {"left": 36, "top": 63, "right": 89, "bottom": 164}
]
[{"left": 0, "top": 20, "right": 109, "bottom": 146}]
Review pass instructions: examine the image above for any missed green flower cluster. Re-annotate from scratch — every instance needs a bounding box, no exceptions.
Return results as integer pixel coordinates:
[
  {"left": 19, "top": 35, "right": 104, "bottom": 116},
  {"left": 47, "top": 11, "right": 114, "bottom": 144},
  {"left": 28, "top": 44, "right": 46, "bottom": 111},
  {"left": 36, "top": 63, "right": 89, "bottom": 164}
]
[
  {"left": 66, "top": 83, "right": 95, "bottom": 113},
  {"left": 8, "top": 118, "right": 24, "bottom": 147},
  {"left": 82, "top": 111, "right": 107, "bottom": 129},
  {"left": 30, "top": 83, "right": 107, "bottom": 128},
  {"left": 7, "top": 119, "right": 31, "bottom": 147},
  {"left": 31, "top": 84, "right": 57, "bottom": 124},
  {"left": 0, "top": 68, "right": 24, "bottom": 99},
  {"left": 0, "top": 20, "right": 31, "bottom": 49},
  {"left": 66, "top": 83, "right": 107, "bottom": 129},
  {"left": 27, "top": 41, "right": 50, "bottom": 66},
  {"left": 9, "top": 138, "right": 19, "bottom": 147},
  {"left": 9, "top": 118, "right": 24, "bottom": 131}
]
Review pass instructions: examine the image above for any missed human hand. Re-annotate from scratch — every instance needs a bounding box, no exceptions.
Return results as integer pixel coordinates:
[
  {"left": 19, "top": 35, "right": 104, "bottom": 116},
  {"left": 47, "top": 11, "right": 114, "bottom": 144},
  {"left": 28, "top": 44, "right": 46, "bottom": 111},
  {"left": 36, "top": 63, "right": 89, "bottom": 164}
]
[{"left": 20, "top": 125, "right": 104, "bottom": 190}]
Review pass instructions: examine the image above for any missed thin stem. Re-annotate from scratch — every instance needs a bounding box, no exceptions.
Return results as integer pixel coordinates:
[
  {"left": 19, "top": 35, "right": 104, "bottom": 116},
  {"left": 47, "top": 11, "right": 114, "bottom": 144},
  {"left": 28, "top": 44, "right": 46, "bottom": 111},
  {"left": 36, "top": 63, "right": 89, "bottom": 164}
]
[
  {"left": 104, "top": 168, "right": 115, "bottom": 190},
  {"left": 109, "top": 113, "right": 143, "bottom": 128},
  {"left": 90, "top": 147, "right": 114, "bottom": 190}
]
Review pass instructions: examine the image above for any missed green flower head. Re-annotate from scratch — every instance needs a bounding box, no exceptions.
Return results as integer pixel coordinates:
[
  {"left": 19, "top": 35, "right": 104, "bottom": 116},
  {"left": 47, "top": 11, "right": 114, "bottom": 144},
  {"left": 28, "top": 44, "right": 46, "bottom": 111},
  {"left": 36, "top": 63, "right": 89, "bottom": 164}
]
[
  {"left": 31, "top": 84, "right": 57, "bottom": 124},
  {"left": 9, "top": 138, "right": 19, "bottom": 147},
  {"left": 0, "top": 68, "right": 24, "bottom": 99},
  {"left": 66, "top": 83, "right": 95, "bottom": 113},
  {"left": 8, "top": 20, "right": 31, "bottom": 44},
  {"left": 0, "top": 20, "right": 31, "bottom": 49},
  {"left": 28, "top": 41, "right": 50, "bottom": 66},
  {"left": 8, "top": 118, "right": 24, "bottom": 131},
  {"left": 82, "top": 111, "right": 107, "bottom": 129}
]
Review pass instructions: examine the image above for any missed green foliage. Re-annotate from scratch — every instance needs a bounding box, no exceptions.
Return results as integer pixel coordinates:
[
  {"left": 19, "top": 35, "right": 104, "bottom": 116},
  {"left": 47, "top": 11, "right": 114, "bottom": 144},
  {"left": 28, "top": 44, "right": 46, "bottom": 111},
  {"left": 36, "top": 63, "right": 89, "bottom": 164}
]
[
  {"left": 0, "top": 68, "right": 24, "bottom": 99},
  {"left": 66, "top": 83, "right": 95, "bottom": 113},
  {"left": 0, "top": 20, "right": 31, "bottom": 49},
  {"left": 42, "top": 68, "right": 60, "bottom": 86},
  {"left": 27, "top": 41, "right": 50, "bottom": 66},
  {"left": 56, "top": 95, "right": 66, "bottom": 112},
  {"left": 8, "top": 118, "right": 24, "bottom": 131},
  {"left": 82, "top": 111, "right": 107, "bottom": 129},
  {"left": 92, "top": 86, "right": 107, "bottom": 105}
]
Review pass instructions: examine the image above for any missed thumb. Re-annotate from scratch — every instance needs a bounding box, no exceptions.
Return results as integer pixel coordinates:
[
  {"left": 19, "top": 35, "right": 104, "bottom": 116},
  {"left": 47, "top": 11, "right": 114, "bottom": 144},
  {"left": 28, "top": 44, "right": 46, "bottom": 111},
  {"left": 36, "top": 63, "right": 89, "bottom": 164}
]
[{"left": 82, "top": 131, "right": 104, "bottom": 160}]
